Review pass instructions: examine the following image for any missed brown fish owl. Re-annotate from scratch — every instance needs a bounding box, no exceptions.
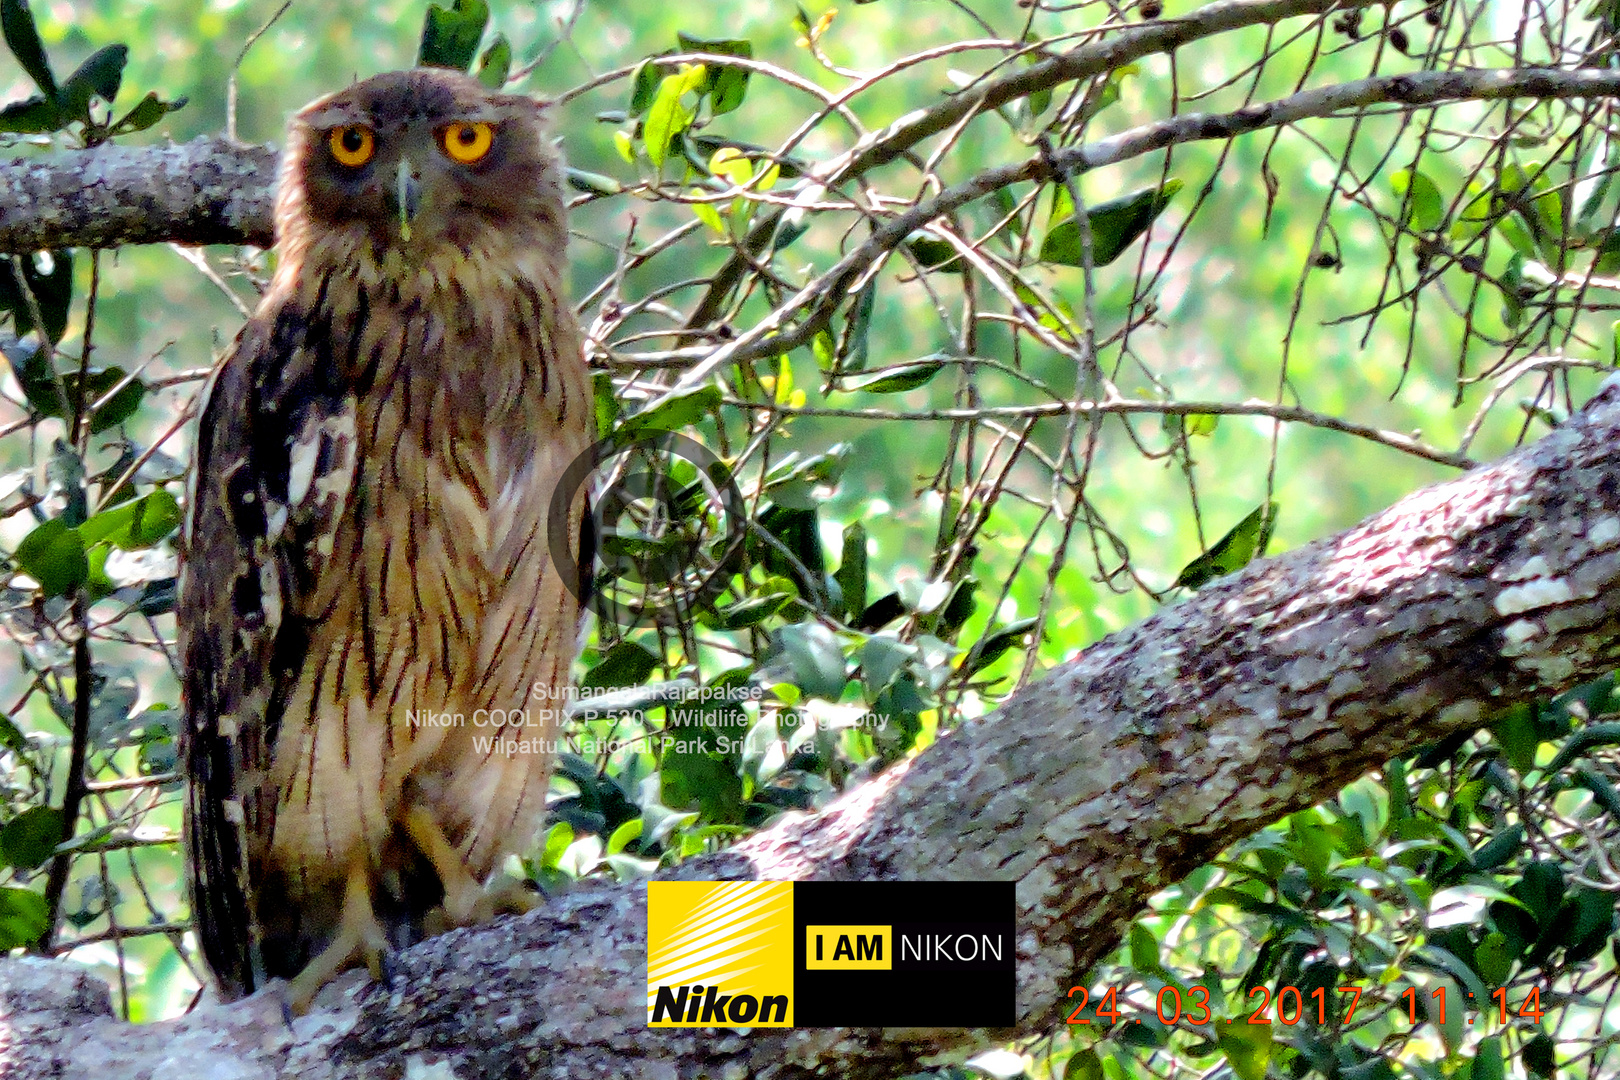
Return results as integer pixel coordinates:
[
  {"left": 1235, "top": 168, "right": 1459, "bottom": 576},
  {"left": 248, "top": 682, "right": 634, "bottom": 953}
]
[{"left": 178, "top": 68, "right": 592, "bottom": 1010}]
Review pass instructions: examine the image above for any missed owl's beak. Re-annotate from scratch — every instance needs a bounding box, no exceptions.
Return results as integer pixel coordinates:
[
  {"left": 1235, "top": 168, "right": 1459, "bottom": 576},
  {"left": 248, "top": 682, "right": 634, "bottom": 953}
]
[{"left": 393, "top": 159, "right": 422, "bottom": 242}]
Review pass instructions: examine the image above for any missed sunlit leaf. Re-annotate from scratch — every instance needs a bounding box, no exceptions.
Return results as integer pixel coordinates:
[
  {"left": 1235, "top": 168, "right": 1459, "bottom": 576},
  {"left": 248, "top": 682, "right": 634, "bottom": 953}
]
[
  {"left": 643, "top": 65, "right": 705, "bottom": 168},
  {"left": 475, "top": 32, "right": 511, "bottom": 88},
  {"left": 620, "top": 384, "right": 721, "bottom": 435},
  {"left": 1392, "top": 168, "right": 1445, "bottom": 232},
  {"left": 1174, "top": 502, "right": 1277, "bottom": 590},
  {"left": 0, "top": 887, "right": 48, "bottom": 950},
  {"left": 14, "top": 517, "right": 87, "bottom": 597},
  {"left": 78, "top": 488, "right": 181, "bottom": 550},
  {"left": 1216, "top": 1019, "right": 1271, "bottom": 1080},
  {"left": 839, "top": 355, "right": 948, "bottom": 394},
  {"left": 1041, "top": 179, "right": 1183, "bottom": 267}
]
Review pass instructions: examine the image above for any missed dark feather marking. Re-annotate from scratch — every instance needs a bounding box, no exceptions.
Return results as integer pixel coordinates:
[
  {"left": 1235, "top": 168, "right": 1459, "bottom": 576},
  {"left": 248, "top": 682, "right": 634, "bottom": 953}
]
[{"left": 359, "top": 556, "right": 382, "bottom": 703}]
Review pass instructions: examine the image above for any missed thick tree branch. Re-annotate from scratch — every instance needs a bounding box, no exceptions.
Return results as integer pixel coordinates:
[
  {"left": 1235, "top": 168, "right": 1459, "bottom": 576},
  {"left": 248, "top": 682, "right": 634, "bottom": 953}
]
[
  {"left": 9, "top": 373, "right": 1620, "bottom": 1079},
  {"left": 0, "top": 137, "right": 275, "bottom": 253}
]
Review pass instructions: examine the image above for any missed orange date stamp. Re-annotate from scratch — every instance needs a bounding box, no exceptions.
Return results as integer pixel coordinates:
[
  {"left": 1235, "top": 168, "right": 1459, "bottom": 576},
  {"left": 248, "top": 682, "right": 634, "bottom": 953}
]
[{"left": 1065, "top": 984, "right": 1549, "bottom": 1027}]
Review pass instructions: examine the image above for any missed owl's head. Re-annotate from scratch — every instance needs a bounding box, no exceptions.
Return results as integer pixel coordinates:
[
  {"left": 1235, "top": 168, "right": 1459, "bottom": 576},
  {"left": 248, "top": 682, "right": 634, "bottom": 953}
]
[{"left": 277, "top": 68, "right": 565, "bottom": 262}]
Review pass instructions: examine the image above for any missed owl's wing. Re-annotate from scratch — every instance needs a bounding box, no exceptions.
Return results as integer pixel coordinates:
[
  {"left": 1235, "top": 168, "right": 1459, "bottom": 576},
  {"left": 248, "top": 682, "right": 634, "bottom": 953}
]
[{"left": 179, "top": 302, "right": 358, "bottom": 999}]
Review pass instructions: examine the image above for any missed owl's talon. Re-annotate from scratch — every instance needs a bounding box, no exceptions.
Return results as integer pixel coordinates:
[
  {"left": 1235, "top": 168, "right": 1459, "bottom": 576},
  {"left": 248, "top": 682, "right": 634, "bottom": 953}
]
[
  {"left": 402, "top": 804, "right": 540, "bottom": 925},
  {"left": 378, "top": 946, "right": 402, "bottom": 990},
  {"left": 286, "top": 859, "right": 390, "bottom": 1014}
]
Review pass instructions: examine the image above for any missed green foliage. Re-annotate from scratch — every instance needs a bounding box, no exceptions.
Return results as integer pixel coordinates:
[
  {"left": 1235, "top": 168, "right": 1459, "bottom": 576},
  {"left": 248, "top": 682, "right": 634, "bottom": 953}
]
[
  {"left": 0, "top": 0, "right": 180, "bottom": 139},
  {"left": 1040, "top": 180, "right": 1184, "bottom": 268}
]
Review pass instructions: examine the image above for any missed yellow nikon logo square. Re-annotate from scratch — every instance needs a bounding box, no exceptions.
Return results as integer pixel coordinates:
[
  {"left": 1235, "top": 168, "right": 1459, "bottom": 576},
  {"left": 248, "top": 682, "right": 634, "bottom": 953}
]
[
  {"left": 805, "top": 925, "right": 892, "bottom": 969},
  {"left": 647, "top": 881, "right": 794, "bottom": 1027}
]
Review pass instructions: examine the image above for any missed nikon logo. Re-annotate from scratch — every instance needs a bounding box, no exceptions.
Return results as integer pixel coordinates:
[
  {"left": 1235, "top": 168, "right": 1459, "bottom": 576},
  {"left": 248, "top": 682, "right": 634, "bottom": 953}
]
[
  {"left": 646, "top": 879, "right": 1015, "bottom": 1027},
  {"left": 648, "top": 983, "right": 789, "bottom": 1026}
]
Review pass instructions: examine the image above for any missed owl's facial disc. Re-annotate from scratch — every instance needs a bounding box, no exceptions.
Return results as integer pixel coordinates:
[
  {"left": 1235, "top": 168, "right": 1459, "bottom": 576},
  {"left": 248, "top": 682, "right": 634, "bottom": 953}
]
[{"left": 290, "top": 69, "right": 563, "bottom": 259}]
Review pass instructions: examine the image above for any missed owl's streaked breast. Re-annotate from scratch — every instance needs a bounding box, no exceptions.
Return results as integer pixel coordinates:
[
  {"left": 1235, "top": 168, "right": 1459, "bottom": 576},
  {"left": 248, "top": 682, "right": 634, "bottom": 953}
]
[{"left": 261, "top": 237, "right": 590, "bottom": 883}]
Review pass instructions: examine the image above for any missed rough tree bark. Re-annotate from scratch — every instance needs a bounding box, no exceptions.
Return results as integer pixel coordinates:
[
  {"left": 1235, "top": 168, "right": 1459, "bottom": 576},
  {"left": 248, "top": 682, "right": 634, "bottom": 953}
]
[{"left": 4, "top": 358, "right": 1620, "bottom": 1075}]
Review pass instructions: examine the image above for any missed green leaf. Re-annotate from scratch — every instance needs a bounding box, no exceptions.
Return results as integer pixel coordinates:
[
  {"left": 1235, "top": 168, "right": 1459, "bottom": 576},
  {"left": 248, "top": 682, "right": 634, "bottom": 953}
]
[
  {"left": 1472, "top": 1037, "right": 1504, "bottom": 1080},
  {"left": 0, "top": 249, "right": 73, "bottom": 342},
  {"left": 1492, "top": 702, "right": 1538, "bottom": 773},
  {"left": 771, "top": 622, "right": 847, "bottom": 701},
  {"left": 1065, "top": 1048, "right": 1104, "bottom": 1080},
  {"left": 0, "top": 805, "right": 62, "bottom": 870},
  {"left": 56, "top": 43, "right": 126, "bottom": 122},
  {"left": 1174, "top": 502, "right": 1277, "bottom": 590},
  {"left": 1, "top": 0, "right": 55, "bottom": 98},
  {"left": 605, "top": 817, "right": 643, "bottom": 856},
  {"left": 858, "top": 634, "right": 915, "bottom": 696},
  {"left": 1184, "top": 413, "right": 1218, "bottom": 436},
  {"left": 1392, "top": 168, "right": 1445, "bottom": 232},
  {"left": 1545, "top": 721, "right": 1620, "bottom": 772},
  {"left": 643, "top": 65, "right": 705, "bottom": 168},
  {"left": 691, "top": 199, "right": 725, "bottom": 234},
  {"left": 835, "top": 522, "right": 867, "bottom": 621},
  {"left": 475, "top": 32, "right": 511, "bottom": 88},
  {"left": 566, "top": 168, "right": 623, "bottom": 197},
  {"left": 1470, "top": 824, "right": 1523, "bottom": 871},
  {"left": 1523, "top": 1034, "right": 1557, "bottom": 1078},
  {"left": 1128, "top": 921, "right": 1160, "bottom": 971},
  {"left": 1473, "top": 932, "right": 1513, "bottom": 984},
  {"left": 591, "top": 372, "right": 621, "bottom": 436},
  {"left": 839, "top": 355, "right": 949, "bottom": 394},
  {"left": 1499, "top": 251, "right": 1527, "bottom": 328},
  {"left": 676, "top": 33, "right": 752, "bottom": 115},
  {"left": 960, "top": 618, "right": 1037, "bottom": 679},
  {"left": 0, "top": 712, "right": 25, "bottom": 754},
  {"left": 707, "top": 145, "right": 752, "bottom": 185},
  {"left": 703, "top": 592, "right": 791, "bottom": 630},
  {"left": 906, "top": 234, "right": 963, "bottom": 273},
  {"left": 628, "top": 57, "right": 666, "bottom": 117},
  {"left": 1040, "top": 179, "right": 1183, "bottom": 267},
  {"left": 844, "top": 278, "right": 877, "bottom": 371},
  {"left": 107, "top": 91, "right": 185, "bottom": 137},
  {"left": 620, "top": 384, "right": 721, "bottom": 436},
  {"left": 0, "top": 93, "right": 58, "bottom": 133},
  {"left": 417, "top": 0, "right": 489, "bottom": 71},
  {"left": 1216, "top": 1018, "right": 1272, "bottom": 1080},
  {"left": 1516, "top": 861, "right": 1565, "bottom": 927},
  {"left": 1575, "top": 764, "right": 1620, "bottom": 818},
  {"left": 14, "top": 517, "right": 87, "bottom": 597},
  {"left": 0, "top": 887, "right": 48, "bottom": 950},
  {"left": 582, "top": 640, "right": 660, "bottom": 692},
  {"left": 66, "top": 366, "right": 146, "bottom": 433},
  {"left": 78, "top": 488, "right": 181, "bottom": 550}
]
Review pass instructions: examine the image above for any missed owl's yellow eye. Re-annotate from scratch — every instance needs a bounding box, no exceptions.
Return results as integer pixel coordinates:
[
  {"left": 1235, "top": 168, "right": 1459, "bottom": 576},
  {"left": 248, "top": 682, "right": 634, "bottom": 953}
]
[
  {"left": 440, "top": 121, "right": 494, "bottom": 164},
  {"left": 328, "top": 125, "right": 375, "bottom": 167}
]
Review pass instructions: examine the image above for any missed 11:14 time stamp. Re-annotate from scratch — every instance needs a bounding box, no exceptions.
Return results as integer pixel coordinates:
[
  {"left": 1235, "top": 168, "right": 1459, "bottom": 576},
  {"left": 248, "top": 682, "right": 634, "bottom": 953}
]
[{"left": 1066, "top": 984, "right": 1549, "bottom": 1027}]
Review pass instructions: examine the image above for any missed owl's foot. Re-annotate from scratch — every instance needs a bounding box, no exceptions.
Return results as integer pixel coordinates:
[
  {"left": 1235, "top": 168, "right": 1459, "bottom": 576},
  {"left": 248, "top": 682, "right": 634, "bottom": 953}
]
[
  {"left": 403, "top": 805, "right": 538, "bottom": 926},
  {"left": 286, "top": 858, "right": 392, "bottom": 1014}
]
